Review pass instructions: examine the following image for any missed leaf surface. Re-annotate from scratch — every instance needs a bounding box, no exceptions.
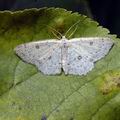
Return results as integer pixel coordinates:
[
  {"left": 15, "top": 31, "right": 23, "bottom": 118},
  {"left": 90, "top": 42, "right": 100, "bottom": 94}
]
[{"left": 0, "top": 8, "right": 120, "bottom": 120}]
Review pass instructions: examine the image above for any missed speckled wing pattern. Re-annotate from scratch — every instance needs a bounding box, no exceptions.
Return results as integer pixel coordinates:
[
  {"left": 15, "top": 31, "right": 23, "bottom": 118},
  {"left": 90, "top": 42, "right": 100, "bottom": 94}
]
[
  {"left": 15, "top": 37, "right": 113, "bottom": 75},
  {"left": 15, "top": 40, "right": 62, "bottom": 75},
  {"left": 66, "top": 37, "right": 113, "bottom": 75}
]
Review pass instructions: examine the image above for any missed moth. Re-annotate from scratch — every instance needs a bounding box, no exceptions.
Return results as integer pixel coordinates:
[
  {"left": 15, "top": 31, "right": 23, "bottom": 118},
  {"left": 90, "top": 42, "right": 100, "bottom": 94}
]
[{"left": 14, "top": 21, "right": 114, "bottom": 75}]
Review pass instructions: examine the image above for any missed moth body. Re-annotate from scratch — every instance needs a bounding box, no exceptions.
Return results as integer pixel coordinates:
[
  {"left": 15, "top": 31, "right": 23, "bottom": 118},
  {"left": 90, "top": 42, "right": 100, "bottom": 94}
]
[{"left": 15, "top": 37, "right": 113, "bottom": 75}]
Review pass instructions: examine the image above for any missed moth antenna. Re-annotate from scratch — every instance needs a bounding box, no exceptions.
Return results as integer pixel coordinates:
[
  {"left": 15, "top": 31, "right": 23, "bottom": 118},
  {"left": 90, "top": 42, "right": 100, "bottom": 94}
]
[
  {"left": 64, "top": 20, "right": 80, "bottom": 37},
  {"left": 68, "top": 24, "right": 79, "bottom": 39},
  {"left": 48, "top": 26, "right": 62, "bottom": 39},
  {"left": 42, "top": 24, "right": 63, "bottom": 38},
  {"left": 65, "top": 18, "right": 87, "bottom": 38},
  {"left": 51, "top": 31, "right": 61, "bottom": 39}
]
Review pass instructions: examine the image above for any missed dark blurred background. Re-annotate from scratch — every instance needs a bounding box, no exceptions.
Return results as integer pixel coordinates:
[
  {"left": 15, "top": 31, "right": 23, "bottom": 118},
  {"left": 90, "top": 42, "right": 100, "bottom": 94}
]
[{"left": 0, "top": 0, "right": 120, "bottom": 37}]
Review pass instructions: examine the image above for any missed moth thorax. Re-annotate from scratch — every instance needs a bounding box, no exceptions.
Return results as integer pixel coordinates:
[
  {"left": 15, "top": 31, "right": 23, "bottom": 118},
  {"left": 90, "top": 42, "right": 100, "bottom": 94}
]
[
  {"left": 62, "top": 36, "right": 66, "bottom": 39},
  {"left": 62, "top": 59, "right": 66, "bottom": 64},
  {"left": 61, "top": 36, "right": 68, "bottom": 47}
]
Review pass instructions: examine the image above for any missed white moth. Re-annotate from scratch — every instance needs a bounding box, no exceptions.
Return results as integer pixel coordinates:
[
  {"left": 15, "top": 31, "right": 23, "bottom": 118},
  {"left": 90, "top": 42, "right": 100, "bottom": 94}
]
[{"left": 14, "top": 21, "right": 114, "bottom": 75}]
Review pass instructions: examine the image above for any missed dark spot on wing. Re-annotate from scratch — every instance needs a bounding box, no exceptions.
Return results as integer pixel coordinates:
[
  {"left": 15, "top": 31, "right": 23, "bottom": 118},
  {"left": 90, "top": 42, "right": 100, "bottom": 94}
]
[
  {"left": 35, "top": 44, "right": 40, "bottom": 49},
  {"left": 21, "top": 53, "right": 25, "bottom": 57},
  {"left": 90, "top": 58, "right": 93, "bottom": 62},
  {"left": 90, "top": 41, "right": 93, "bottom": 45},
  {"left": 77, "top": 55, "right": 82, "bottom": 60},
  {"left": 38, "top": 61, "right": 42, "bottom": 64},
  {"left": 48, "top": 56, "right": 52, "bottom": 60}
]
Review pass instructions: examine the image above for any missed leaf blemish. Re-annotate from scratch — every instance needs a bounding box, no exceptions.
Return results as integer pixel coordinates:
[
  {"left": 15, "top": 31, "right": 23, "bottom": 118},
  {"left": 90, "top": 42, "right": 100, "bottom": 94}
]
[
  {"left": 69, "top": 117, "right": 74, "bottom": 120},
  {"left": 41, "top": 113, "right": 47, "bottom": 120},
  {"left": 11, "top": 101, "right": 16, "bottom": 106},
  {"left": 100, "top": 71, "right": 120, "bottom": 94}
]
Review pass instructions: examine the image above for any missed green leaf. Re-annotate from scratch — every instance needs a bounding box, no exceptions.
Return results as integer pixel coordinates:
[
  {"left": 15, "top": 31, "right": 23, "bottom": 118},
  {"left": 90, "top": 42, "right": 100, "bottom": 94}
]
[{"left": 0, "top": 8, "right": 120, "bottom": 120}]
